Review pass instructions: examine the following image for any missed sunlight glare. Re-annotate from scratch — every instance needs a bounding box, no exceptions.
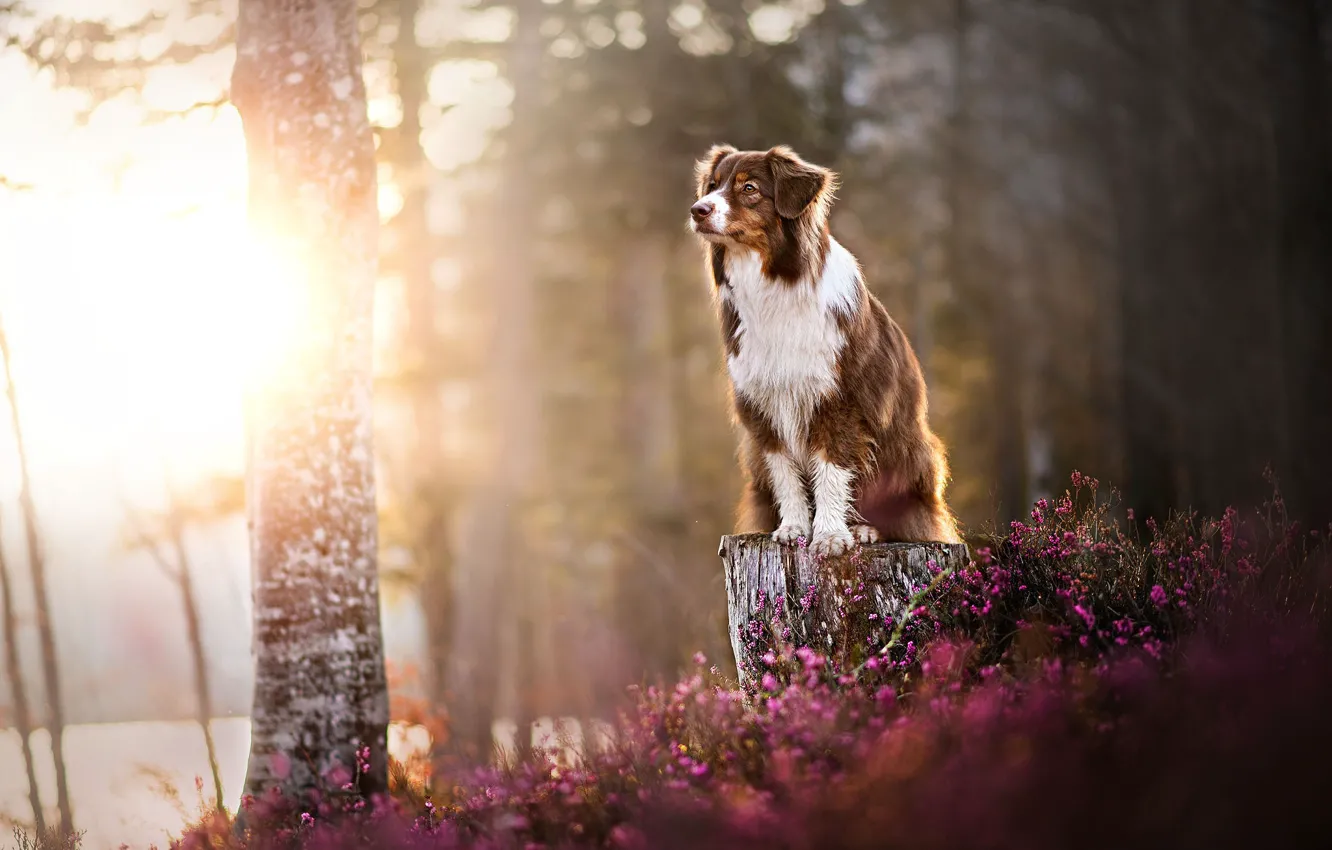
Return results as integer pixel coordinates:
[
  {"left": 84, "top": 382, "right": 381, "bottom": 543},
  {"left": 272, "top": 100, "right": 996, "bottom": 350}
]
[
  {"left": 0, "top": 185, "right": 308, "bottom": 497},
  {"left": 231, "top": 224, "right": 312, "bottom": 388}
]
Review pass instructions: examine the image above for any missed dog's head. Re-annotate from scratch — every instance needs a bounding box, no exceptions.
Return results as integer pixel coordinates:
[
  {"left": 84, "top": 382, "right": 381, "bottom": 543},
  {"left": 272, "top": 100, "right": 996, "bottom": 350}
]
[{"left": 688, "top": 144, "right": 837, "bottom": 253}]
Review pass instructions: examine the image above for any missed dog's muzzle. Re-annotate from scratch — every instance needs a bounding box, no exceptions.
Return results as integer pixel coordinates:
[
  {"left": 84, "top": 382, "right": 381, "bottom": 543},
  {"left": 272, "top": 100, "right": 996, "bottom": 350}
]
[{"left": 690, "top": 193, "right": 727, "bottom": 236}]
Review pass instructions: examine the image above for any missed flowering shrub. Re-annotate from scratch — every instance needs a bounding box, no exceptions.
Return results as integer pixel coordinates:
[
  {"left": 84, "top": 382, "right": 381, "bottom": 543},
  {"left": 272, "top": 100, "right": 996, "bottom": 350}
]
[
  {"left": 880, "top": 471, "right": 1330, "bottom": 676},
  {"left": 175, "top": 620, "right": 1332, "bottom": 850},
  {"left": 740, "top": 472, "right": 1329, "bottom": 702},
  {"left": 32, "top": 475, "right": 1330, "bottom": 850}
]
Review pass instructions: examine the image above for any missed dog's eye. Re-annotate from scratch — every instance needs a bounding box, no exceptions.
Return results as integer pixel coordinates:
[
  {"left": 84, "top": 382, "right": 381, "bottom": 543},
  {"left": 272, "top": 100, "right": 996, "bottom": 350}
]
[
  {"left": 743, "top": 182, "right": 758, "bottom": 193},
  {"left": 706, "top": 180, "right": 716, "bottom": 192}
]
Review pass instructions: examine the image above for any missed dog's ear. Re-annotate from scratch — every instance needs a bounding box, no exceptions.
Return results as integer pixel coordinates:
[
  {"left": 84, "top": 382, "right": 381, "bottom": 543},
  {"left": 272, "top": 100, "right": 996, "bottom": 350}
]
[
  {"left": 766, "top": 145, "right": 836, "bottom": 220},
  {"left": 695, "top": 144, "right": 736, "bottom": 197}
]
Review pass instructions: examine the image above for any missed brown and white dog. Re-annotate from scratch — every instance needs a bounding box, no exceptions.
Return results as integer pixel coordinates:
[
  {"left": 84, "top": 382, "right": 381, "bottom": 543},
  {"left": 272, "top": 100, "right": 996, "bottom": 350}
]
[{"left": 689, "top": 144, "right": 961, "bottom": 555}]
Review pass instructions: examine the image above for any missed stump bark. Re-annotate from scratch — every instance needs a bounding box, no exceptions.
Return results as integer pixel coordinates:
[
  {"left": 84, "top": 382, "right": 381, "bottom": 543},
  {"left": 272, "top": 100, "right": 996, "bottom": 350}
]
[{"left": 720, "top": 534, "right": 970, "bottom": 682}]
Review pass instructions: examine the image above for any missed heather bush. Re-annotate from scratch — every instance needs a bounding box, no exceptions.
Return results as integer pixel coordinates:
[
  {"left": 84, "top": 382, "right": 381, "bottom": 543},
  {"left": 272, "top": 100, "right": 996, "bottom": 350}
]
[
  {"left": 740, "top": 472, "right": 1330, "bottom": 699},
  {"left": 179, "top": 618, "right": 1332, "bottom": 850},
  {"left": 32, "top": 475, "right": 1330, "bottom": 849},
  {"left": 878, "top": 471, "right": 1332, "bottom": 678}
]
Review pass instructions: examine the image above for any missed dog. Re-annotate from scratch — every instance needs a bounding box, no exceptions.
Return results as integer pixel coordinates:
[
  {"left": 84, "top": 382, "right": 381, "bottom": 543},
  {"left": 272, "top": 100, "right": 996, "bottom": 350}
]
[{"left": 689, "top": 144, "right": 961, "bottom": 555}]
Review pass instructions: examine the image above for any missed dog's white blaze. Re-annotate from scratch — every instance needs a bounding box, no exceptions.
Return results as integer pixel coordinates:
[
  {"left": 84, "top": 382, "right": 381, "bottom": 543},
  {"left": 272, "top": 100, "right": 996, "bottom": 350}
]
[
  {"left": 723, "top": 238, "right": 861, "bottom": 460},
  {"left": 697, "top": 190, "right": 730, "bottom": 234},
  {"left": 765, "top": 451, "right": 811, "bottom": 532},
  {"left": 811, "top": 457, "right": 855, "bottom": 539}
]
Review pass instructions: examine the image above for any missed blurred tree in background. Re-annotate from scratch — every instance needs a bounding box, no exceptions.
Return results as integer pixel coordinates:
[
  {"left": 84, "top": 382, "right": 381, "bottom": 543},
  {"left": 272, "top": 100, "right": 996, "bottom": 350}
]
[{"left": 5, "top": 0, "right": 1329, "bottom": 760}]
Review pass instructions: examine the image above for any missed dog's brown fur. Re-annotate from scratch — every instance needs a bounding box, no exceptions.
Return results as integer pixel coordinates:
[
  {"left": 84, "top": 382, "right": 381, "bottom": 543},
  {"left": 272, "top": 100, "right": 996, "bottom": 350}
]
[{"left": 690, "top": 144, "right": 961, "bottom": 547}]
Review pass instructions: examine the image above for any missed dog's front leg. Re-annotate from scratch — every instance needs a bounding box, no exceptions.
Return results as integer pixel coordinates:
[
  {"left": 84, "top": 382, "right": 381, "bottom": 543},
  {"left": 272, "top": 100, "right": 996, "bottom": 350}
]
[
  {"left": 766, "top": 452, "right": 812, "bottom": 545},
  {"left": 809, "top": 455, "right": 855, "bottom": 556}
]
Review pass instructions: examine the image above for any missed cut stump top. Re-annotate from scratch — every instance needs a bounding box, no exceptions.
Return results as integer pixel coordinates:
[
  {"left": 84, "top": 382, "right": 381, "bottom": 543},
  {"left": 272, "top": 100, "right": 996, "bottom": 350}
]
[{"left": 719, "top": 534, "right": 970, "bottom": 682}]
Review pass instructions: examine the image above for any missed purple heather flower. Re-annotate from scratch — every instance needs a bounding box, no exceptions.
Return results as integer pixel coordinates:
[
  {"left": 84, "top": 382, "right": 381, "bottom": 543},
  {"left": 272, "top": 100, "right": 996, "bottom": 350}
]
[
  {"left": 1150, "top": 584, "right": 1169, "bottom": 608},
  {"left": 1073, "top": 604, "right": 1096, "bottom": 630}
]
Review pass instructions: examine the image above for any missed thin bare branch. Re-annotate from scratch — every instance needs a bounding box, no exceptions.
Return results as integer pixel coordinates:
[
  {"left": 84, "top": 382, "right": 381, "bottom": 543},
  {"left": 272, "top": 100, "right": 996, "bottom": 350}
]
[{"left": 119, "top": 498, "right": 183, "bottom": 584}]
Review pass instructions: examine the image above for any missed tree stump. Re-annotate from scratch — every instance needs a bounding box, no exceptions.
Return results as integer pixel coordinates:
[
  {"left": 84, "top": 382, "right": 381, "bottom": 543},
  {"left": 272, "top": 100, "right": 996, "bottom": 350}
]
[{"left": 720, "top": 534, "right": 971, "bottom": 682}]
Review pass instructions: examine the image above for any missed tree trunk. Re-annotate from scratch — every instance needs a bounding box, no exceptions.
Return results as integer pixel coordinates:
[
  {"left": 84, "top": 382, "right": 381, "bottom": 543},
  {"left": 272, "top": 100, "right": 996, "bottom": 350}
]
[
  {"left": 1098, "top": 6, "right": 1185, "bottom": 524},
  {"left": 1022, "top": 247, "right": 1054, "bottom": 507},
  {"left": 814, "top": 0, "right": 851, "bottom": 163},
  {"left": 611, "top": 233, "right": 686, "bottom": 678},
  {"left": 945, "top": 0, "right": 1024, "bottom": 523},
  {"left": 1254, "top": 0, "right": 1332, "bottom": 525},
  {"left": 720, "top": 535, "right": 969, "bottom": 683},
  {"left": 167, "top": 505, "right": 225, "bottom": 809},
  {"left": 445, "top": 0, "right": 543, "bottom": 764},
  {"left": 393, "top": 0, "right": 456, "bottom": 716},
  {"left": 909, "top": 251, "right": 934, "bottom": 401},
  {"left": 0, "top": 484, "right": 44, "bottom": 833},
  {"left": 232, "top": 0, "right": 389, "bottom": 801},
  {"left": 0, "top": 319, "right": 72, "bottom": 834}
]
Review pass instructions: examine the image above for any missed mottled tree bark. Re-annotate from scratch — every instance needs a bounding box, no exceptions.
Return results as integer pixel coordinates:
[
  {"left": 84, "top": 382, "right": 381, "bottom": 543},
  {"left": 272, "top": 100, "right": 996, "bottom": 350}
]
[
  {"left": 232, "top": 0, "right": 388, "bottom": 800},
  {"left": 0, "top": 319, "right": 71, "bottom": 834},
  {"left": 720, "top": 535, "right": 969, "bottom": 683}
]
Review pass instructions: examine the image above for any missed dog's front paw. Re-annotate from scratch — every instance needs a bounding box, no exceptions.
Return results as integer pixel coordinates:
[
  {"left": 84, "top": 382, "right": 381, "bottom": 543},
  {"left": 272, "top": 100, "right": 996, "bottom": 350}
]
[
  {"left": 772, "top": 524, "right": 811, "bottom": 546},
  {"left": 810, "top": 528, "right": 854, "bottom": 557},
  {"left": 851, "top": 524, "right": 881, "bottom": 544}
]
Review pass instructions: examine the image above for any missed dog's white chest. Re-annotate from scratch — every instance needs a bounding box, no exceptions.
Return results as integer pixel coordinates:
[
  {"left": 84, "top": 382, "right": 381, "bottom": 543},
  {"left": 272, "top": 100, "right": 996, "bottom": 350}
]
[{"left": 722, "top": 247, "right": 855, "bottom": 456}]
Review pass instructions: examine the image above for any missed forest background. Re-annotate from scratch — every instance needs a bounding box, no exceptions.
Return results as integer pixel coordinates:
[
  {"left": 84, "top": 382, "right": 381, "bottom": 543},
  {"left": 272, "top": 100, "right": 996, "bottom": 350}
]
[{"left": 0, "top": 0, "right": 1328, "bottom": 841}]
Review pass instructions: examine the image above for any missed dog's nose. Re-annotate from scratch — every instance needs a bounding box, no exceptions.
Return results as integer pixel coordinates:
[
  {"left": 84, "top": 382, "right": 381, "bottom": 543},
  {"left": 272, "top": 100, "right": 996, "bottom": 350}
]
[{"left": 691, "top": 199, "right": 714, "bottom": 220}]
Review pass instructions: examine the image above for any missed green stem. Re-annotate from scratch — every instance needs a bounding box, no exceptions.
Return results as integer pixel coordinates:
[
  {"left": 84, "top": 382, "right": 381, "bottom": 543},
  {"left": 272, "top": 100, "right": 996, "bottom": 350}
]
[{"left": 850, "top": 564, "right": 957, "bottom": 679}]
